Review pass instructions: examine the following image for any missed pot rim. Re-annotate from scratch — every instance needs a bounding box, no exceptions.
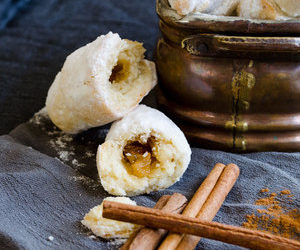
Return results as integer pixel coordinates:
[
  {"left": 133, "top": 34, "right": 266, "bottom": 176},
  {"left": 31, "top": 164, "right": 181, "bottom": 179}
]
[{"left": 156, "top": 0, "right": 300, "bottom": 34}]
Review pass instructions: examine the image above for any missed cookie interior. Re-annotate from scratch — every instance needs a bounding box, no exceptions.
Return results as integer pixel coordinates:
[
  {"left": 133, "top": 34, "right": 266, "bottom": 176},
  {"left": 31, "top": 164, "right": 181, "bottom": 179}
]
[{"left": 107, "top": 40, "right": 154, "bottom": 112}]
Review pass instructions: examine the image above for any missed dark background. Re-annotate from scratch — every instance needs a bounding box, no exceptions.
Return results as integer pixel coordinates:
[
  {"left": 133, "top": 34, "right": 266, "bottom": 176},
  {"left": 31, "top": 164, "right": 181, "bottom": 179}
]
[{"left": 0, "top": 0, "right": 158, "bottom": 134}]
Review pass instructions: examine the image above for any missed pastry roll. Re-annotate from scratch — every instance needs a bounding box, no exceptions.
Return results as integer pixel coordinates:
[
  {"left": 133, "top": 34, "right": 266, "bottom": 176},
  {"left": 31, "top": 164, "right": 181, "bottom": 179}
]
[
  {"left": 46, "top": 32, "right": 157, "bottom": 134},
  {"left": 169, "top": 0, "right": 299, "bottom": 19},
  {"left": 168, "top": 0, "right": 239, "bottom": 16},
  {"left": 238, "top": 0, "right": 278, "bottom": 20},
  {"left": 273, "top": 0, "right": 300, "bottom": 18},
  {"left": 97, "top": 105, "right": 192, "bottom": 196},
  {"left": 81, "top": 197, "right": 138, "bottom": 238},
  {"left": 206, "top": 0, "right": 239, "bottom": 16},
  {"left": 168, "top": 0, "right": 207, "bottom": 15},
  {"left": 238, "top": 0, "right": 300, "bottom": 20}
]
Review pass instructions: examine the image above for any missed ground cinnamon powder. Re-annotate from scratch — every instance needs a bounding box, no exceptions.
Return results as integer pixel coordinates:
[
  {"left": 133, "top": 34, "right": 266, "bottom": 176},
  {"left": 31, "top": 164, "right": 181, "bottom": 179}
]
[{"left": 242, "top": 189, "right": 300, "bottom": 240}]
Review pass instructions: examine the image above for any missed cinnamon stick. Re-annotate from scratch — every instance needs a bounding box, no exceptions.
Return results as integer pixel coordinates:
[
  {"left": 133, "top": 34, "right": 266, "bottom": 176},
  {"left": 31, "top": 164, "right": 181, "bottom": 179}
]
[
  {"left": 158, "top": 163, "right": 226, "bottom": 250},
  {"left": 121, "top": 195, "right": 170, "bottom": 250},
  {"left": 102, "top": 201, "right": 300, "bottom": 250},
  {"left": 177, "top": 163, "right": 240, "bottom": 250},
  {"left": 121, "top": 193, "right": 187, "bottom": 250}
]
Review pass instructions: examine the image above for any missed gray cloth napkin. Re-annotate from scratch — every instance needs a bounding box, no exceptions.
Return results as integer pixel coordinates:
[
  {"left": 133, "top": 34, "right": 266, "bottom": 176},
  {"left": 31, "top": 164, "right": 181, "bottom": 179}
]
[{"left": 0, "top": 102, "right": 298, "bottom": 249}]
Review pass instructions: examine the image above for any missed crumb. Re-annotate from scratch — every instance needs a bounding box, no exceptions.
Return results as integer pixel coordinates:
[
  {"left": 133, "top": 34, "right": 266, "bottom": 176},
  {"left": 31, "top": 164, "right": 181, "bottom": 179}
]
[
  {"left": 48, "top": 236, "right": 54, "bottom": 241},
  {"left": 108, "top": 238, "right": 127, "bottom": 246},
  {"left": 81, "top": 197, "right": 138, "bottom": 239},
  {"left": 71, "top": 159, "right": 86, "bottom": 168},
  {"left": 29, "top": 107, "right": 48, "bottom": 125},
  {"left": 58, "top": 151, "right": 72, "bottom": 162},
  {"left": 85, "top": 151, "right": 95, "bottom": 158}
]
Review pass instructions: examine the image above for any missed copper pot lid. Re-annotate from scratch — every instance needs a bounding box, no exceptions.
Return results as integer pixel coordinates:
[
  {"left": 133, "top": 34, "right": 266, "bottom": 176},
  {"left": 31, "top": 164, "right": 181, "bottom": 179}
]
[{"left": 156, "top": 0, "right": 300, "bottom": 34}]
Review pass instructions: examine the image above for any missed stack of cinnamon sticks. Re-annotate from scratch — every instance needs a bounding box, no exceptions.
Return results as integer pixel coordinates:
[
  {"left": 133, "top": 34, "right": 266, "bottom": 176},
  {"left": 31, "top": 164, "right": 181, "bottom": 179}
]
[{"left": 102, "top": 163, "right": 300, "bottom": 250}]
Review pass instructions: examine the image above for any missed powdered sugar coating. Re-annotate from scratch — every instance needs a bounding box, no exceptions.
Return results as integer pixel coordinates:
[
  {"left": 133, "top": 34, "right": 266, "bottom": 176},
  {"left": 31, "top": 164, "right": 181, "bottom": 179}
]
[
  {"left": 46, "top": 32, "right": 157, "bottom": 134},
  {"left": 97, "top": 105, "right": 192, "bottom": 196}
]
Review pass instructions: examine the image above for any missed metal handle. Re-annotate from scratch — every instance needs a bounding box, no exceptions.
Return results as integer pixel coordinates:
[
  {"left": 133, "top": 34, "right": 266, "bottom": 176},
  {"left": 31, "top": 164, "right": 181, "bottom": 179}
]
[{"left": 182, "top": 34, "right": 300, "bottom": 56}]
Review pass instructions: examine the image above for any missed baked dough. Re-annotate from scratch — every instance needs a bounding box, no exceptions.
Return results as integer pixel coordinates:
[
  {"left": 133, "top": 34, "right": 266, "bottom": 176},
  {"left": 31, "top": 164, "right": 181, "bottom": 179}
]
[
  {"left": 274, "top": 0, "right": 300, "bottom": 18},
  {"left": 46, "top": 32, "right": 157, "bottom": 134},
  {"left": 168, "top": 0, "right": 207, "bottom": 15},
  {"left": 238, "top": 0, "right": 300, "bottom": 20},
  {"left": 168, "top": 0, "right": 239, "bottom": 16},
  {"left": 97, "top": 105, "right": 192, "bottom": 196},
  {"left": 169, "top": 0, "right": 300, "bottom": 19},
  {"left": 238, "top": 0, "right": 275, "bottom": 20},
  {"left": 207, "top": 0, "right": 239, "bottom": 16},
  {"left": 81, "top": 197, "right": 138, "bottom": 239}
]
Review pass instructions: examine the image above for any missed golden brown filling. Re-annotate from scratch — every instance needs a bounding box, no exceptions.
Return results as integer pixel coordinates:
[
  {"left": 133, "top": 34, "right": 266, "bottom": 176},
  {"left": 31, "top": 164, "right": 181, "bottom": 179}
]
[
  {"left": 123, "top": 138, "right": 156, "bottom": 178},
  {"left": 109, "top": 59, "right": 130, "bottom": 83}
]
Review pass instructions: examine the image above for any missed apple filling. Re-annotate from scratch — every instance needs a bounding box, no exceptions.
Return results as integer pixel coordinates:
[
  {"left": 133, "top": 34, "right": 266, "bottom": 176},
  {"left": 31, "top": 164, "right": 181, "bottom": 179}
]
[{"left": 123, "top": 138, "right": 157, "bottom": 178}]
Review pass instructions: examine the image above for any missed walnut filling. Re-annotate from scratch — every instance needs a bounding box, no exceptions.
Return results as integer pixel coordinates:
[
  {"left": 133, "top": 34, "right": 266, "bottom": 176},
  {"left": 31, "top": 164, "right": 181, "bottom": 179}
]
[
  {"left": 123, "top": 138, "right": 157, "bottom": 178},
  {"left": 109, "top": 59, "right": 130, "bottom": 83}
]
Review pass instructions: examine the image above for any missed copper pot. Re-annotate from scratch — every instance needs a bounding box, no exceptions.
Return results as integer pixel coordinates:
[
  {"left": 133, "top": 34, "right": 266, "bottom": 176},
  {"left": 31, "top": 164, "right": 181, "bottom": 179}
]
[{"left": 155, "top": 0, "right": 300, "bottom": 152}]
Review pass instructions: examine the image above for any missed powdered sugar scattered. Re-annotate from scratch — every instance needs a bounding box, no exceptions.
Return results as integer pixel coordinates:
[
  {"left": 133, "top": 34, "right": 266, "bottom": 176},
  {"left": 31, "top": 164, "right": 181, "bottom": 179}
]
[
  {"left": 70, "top": 176, "right": 101, "bottom": 190},
  {"left": 49, "top": 133, "right": 78, "bottom": 166},
  {"left": 85, "top": 151, "right": 95, "bottom": 158},
  {"left": 72, "top": 159, "right": 86, "bottom": 168},
  {"left": 107, "top": 238, "right": 127, "bottom": 248},
  {"left": 88, "top": 235, "right": 97, "bottom": 240},
  {"left": 29, "top": 107, "right": 49, "bottom": 125},
  {"left": 50, "top": 134, "right": 73, "bottom": 149},
  {"left": 28, "top": 107, "right": 90, "bottom": 169},
  {"left": 29, "top": 107, "right": 49, "bottom": 132},
  {"left": 47, "top": 236, "right": 54, "bottom": 241},
  {"left": 28, "top": 107, "right": 103, "bottom": 195},
  {"left": 84, "top": 234, "right": 126, "bottom": 249},
  {"left": 58, "top": 151, "right": 74, "bottom": 162}
]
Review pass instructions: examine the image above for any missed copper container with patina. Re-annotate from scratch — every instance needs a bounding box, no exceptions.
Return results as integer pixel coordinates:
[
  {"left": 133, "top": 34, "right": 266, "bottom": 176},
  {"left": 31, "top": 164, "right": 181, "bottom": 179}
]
[{"left": 155, "top": 0, "right": 300, "bottom": 152}]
